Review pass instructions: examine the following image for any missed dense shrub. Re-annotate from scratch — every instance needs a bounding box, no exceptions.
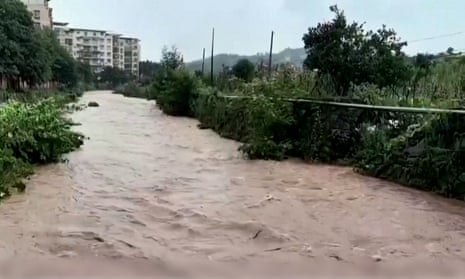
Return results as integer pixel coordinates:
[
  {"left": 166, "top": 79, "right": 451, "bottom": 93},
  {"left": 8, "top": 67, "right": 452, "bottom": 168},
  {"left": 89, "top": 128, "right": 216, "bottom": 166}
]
[
  {"left": 155, "top": 69, "right": 198, "bottom": 116},
  {"left": 193, "top": 87, "right": 248, "bottom": 141},
  {"left": 356, "top": 114, "right": 465, "bottom": 199},
  {"left": 0, "top": 98, "right": 84, "bottom": 200},
  {"left": 239, "top": 96, "right": 294, "bottom": 160},
  {"left": 114, "top": 82, "right": 148, "bottom": 99}
]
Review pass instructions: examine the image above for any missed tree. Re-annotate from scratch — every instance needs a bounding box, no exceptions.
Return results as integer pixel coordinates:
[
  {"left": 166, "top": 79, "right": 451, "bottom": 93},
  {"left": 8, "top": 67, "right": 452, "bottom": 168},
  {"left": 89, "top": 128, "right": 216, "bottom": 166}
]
[
  {"left": 38, "top": 29, "right": 78, "bottom": 89},
  {"left": 0, "top": 0, "right": 40, "bottom": 89},
  {"left": 302, "top": 5, "right": 411, "bottom": 95},
  {"left": 161, "top": 46, "right": 184, "bottom": 71},
  {"left": 98, "top": 66, "right": 129, "bottom": 88},
  {"left": 232, "top": 59, "right": 255, "bottom": 82},
  {"left": 447, "top": 47, "right": 455, "bottom": 55},
  {"left": 151, "top": 46, "right": 185, "bottom": 98},
  {"left": 139, "top": 60, "right": 161, "bottom": 85}
]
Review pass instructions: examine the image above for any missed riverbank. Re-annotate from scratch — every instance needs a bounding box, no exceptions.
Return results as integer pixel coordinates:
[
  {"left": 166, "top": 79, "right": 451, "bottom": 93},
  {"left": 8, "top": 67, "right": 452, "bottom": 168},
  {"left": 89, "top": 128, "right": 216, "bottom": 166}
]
[
  {"left": 1, "top": 91, "right": 465, "bottom": 277},
  {"left": 0, "top": 96, "right": 84, "bottom": 200}
]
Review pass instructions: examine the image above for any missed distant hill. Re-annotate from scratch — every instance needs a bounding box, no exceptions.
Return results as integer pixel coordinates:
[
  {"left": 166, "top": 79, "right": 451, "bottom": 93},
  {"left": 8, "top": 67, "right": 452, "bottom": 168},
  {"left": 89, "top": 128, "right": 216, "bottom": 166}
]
[{"left": 186, "top": 48, "right": 306, "bottom": 73}]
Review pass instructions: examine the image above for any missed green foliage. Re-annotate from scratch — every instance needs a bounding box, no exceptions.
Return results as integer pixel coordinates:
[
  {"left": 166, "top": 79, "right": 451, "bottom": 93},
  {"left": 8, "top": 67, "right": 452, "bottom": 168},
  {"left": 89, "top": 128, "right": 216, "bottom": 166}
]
[
  {"left": 193, "top": 87, "right": 248, "bottom": 140},
  {"left": 356, "top": 114, "right": 465, "bottom": 199},
  {"left": 114, "top": 82, "right": 148, "bottom": 99},
  {"left": 150, "top": 47, "right": 198, "bottom": 116},
  {"left": 232, "top": 59, "right": 255, "bottom": 82},
  {"left": 0, "top": 97, "right": 84, "bottom": 201},
  {"left": 156, "top": 68, "right": 198, "bottom": 116},
  {"left": 139, "top": 60, "right": 161, "bottom": 85},
  {"left": 98, "top": 66, "right": 130, "bottom": 89},
  {"left": 239, "top": 96, "right": 294, "bottom": 160},
  {"left": 0, "top": 0, "right": 92, "bottom": 91},
  {"left": 303, "top": 5, "right": 411, "bottom": 95},
  {"left": 161, "top": 46, "right": 184, "bottom": 71}
]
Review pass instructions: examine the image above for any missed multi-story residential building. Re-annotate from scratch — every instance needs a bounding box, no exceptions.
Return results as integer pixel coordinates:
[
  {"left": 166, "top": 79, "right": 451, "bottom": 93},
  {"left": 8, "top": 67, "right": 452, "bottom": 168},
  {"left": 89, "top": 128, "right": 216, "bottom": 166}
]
[
  {"left": 20, "top": 0, "right": 53, "bottom": 29},
  {"left": 53, "top": 22, "right": 118, "bottom": 74},
  {"left": 53, "top": 22, "right": 141, "bottom": 76},
  {"left": 120, "top": 37, "right": 141, "bottom": 78},
  {"left": 111, "top": 34, "right": 125, "bottom": 70}
]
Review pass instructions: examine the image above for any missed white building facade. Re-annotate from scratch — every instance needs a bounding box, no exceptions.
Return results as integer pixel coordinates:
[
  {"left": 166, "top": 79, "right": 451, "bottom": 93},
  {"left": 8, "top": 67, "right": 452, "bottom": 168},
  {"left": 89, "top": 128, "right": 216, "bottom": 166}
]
[
  {"left": 20, "top": 0, "right": 53, "bottom": 29},
  {"left": 120, "top": 37, "right": 141, "bottom": 78},
  {"left": 53, "top": 23, "right": 140, "bottom": 75}
]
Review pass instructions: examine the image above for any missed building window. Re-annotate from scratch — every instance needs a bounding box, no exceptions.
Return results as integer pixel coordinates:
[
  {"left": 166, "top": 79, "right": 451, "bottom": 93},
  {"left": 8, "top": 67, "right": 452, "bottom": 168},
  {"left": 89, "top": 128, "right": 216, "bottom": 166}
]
[
  {"left": 33, "top": 22, "right": 41, "bottom": 29},
  {"left": 85, "top": 31, "right": 88, "bottom": 36},
  {"left": 93, "top": 32, "right": 96, "bottom": 36},
  {"left": 33, "top": 10, "right": 40, "bottom": 20}
]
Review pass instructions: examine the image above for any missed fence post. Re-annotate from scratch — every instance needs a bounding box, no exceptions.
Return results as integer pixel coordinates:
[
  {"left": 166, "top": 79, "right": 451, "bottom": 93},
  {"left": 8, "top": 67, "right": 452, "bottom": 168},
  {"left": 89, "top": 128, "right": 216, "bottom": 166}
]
[
  {"left": 268, "top": 31, "right": 274, "bottom": 79},
  {"left": 210, "top": 28, "right": 215, "bottom": 85}
]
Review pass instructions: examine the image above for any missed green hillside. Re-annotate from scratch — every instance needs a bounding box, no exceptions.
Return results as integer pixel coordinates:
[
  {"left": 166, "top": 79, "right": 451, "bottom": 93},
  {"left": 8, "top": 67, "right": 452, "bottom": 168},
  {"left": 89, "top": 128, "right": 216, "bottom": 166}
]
[{"left": 186, "top": 48, "right": 306, "bottom": 73}]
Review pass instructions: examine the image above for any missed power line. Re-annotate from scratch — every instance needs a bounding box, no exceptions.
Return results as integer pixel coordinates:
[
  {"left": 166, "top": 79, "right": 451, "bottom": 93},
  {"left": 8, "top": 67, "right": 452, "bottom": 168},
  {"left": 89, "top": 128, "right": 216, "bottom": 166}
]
[{"left": 408, "top": 31, "right": 465, "bottom": 44}]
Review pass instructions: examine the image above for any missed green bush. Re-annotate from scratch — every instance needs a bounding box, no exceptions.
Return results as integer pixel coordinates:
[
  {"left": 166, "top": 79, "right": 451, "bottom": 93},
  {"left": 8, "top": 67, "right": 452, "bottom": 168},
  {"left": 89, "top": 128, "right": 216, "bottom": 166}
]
[
  {"left": 193, "top": 87, "right": 248, "bottom": 141},
  {"left": 155, "top": 69, "right": 198, "bottom": 116},
  {"left": 356, "top": 114, "right": 465, "bottom": 199},
  {"left": 0, "top": 98, "right": 84, "bottom": 200},
  {"left": 114, "top": 82, "right": 148, "bottom": 99},
  {"left": 239, "top": 95, "right": 294, "bottom": 160}
]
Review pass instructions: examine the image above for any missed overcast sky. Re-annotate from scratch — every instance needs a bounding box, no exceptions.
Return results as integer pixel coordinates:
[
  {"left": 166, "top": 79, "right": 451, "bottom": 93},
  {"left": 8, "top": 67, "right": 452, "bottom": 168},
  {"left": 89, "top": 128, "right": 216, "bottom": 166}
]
[{"left": 51, "top": 0, "right": 465, "bottom": 61}]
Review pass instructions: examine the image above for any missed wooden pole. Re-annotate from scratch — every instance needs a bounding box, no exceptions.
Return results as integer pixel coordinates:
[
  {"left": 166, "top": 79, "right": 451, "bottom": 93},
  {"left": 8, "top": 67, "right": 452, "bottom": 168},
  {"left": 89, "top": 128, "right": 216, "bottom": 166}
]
[
  {"left": 268, "top": 31, "right": 274, "bottom": 79},
  {"left": 210, "top": 28, "right": 215, "bottom": 85},
  {"left": 201, "top": 48, "right": 206, "bottom": 76}
]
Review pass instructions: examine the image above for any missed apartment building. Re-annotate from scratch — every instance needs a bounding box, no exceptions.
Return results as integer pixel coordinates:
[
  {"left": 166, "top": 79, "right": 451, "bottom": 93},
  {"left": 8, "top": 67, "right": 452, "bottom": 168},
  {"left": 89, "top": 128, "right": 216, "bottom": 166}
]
[
  {"left": 54, "top": 22, "right": 117, "bottom": 74},
  {"left": 120, "top": 37, "right": 141, "bottom": 78},
  {"left": 53, "top": 23, "right": 141, "bottom": 76},
  {"left": 20, "top": 0, "right": 53, "bottom": 29}
]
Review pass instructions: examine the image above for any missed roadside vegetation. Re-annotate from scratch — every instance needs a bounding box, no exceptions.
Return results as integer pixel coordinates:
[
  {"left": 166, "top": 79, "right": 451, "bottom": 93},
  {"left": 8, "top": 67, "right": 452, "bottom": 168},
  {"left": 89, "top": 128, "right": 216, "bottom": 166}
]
[{"left": 126, "top": 5, "right": 465, "bottom": 200}]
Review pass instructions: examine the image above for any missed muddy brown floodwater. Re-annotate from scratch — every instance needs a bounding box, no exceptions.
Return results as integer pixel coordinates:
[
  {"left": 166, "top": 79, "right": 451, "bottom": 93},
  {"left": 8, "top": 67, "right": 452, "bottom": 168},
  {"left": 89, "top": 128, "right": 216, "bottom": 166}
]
[{"left": 1, "top": 91, "right": 465, "bottom": 277}]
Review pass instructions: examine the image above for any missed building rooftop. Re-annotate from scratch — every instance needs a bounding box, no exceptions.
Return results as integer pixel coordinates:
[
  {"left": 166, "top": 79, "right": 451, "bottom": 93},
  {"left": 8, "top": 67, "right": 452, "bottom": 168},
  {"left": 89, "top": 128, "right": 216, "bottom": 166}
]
[
  {"left": 120, "top": 37, "right": 140, "bottom": 41},
  {"left": 53, "top": 21, "right": 69, "bottom": 26}
]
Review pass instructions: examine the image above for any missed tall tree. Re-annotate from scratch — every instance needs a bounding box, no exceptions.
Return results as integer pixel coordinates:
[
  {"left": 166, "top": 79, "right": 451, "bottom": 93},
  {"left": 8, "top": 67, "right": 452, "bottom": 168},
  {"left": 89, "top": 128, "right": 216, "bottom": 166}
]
[
  {"left": 0, "top": 0, "right": 56, "bottom": 89},
  {"left": 99, "top": 66, "right": 129, "bottom": 88},
  {"left": 232, "top": 59, "right": 255, "bottom": 82},
  {"left": 139, "top": 60, "right": 161, "bottom": 85},
  {"left": 161, "top": 46, "right": 184, "bottom": 71},
  {"left": 303, "top": 5, "right": 411, "bottom": 95}
]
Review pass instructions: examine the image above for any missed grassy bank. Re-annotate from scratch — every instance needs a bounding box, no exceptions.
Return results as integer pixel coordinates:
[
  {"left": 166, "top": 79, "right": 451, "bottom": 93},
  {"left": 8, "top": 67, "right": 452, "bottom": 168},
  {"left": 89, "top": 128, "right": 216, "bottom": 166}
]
[{"left": 0, "top": 97, "right": 85, "bottom": 201}]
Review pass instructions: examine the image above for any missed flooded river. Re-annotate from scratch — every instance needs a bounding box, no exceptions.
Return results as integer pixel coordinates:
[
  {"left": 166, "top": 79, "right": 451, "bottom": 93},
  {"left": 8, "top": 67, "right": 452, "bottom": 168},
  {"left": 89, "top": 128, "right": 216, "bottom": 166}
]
[{"left": 1, "top": 91, "right": 465, "bottom": 277}]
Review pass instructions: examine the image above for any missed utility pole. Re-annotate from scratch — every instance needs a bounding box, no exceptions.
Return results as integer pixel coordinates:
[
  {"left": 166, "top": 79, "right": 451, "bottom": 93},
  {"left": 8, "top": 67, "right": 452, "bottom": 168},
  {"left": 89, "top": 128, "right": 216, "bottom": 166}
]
[
  {"left": 268, "top": 31, "right": 274, "bottom": 79},
  {"left": 210, "top": 28, "right": 215, "bottom": 85},
  {"left": 201, "top": 48, "right": 206, "bottom": 76}
]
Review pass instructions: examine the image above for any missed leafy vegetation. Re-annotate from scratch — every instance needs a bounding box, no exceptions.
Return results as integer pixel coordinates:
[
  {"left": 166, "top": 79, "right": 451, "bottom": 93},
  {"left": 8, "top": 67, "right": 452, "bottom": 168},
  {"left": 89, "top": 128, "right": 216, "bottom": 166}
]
[
  {"left": 0, "top": 98, "right": 85, "bottom": 200},
  {"left": 232, "top": 59, "right": 255, "bottom": 82},
  {"left": 0, "top": 0, "right": 94, "bottom": 93},
  {"left": 303, "top": 5, "right": 411, "bottom": 95},
  {"left": 120, "top": 5, "right": 465, "bottom": 200}
]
